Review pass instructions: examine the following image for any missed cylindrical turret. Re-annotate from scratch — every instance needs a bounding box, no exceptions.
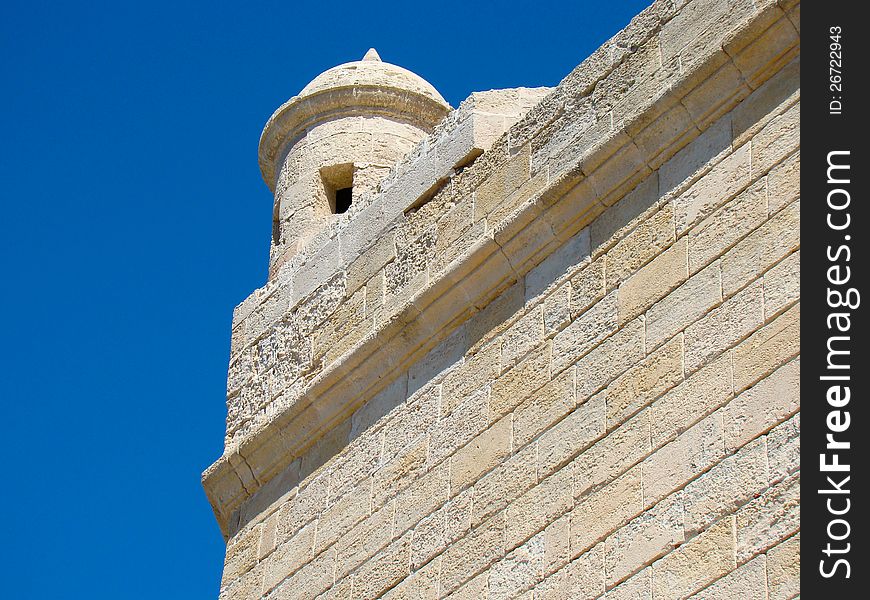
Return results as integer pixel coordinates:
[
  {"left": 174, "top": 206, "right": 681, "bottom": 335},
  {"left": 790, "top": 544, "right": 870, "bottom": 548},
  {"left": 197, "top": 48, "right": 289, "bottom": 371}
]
[{"left": 258, "top": 48, "right": 450, "bottom": 277}]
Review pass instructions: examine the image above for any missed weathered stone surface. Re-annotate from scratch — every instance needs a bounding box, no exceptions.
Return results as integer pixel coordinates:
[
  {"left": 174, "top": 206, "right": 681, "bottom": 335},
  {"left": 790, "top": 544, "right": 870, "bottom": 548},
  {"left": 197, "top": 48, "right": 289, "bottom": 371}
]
[
  {"left": 721, "top": 198, "right": 800, "bottom": 297},
  {"left": 537, "top": 392, "right": 605, "bottom": 476},
  {"left": 605, "top": 334, "right": 684, "bottom": 429},
  {"left": 572, "top": 408, "right": 649, "bottom": 499},
  {"left": 687, "top": 178, "right": 767, "bottom": 274},
  {"left": 764, "top": 250, "right": 799, "bottom": 319},
  {"left": 605, "top": 202, "right": 675, "bottom": 289},
  {"left": 439, "top": 513, "right": 505, "bottom": 594},
  {"left": 767, "top": 533, "right": 800, "bottom": 600},
  {"left": 650, "top": 351, "right": 732, "bottom": 448},
  {"left": 651, "top": 516, "right": 736, "bottom": 599},
  {"left": 692, "top": 554, "right": 767, "bottom": 599},
  {"left": 766, "top": 412, "right": 799, "bottom": 484},
  {"left": 618, "top": 237, "right": 688, "bottom": 324},
  {"left": 513, "top": 366, "right": 574, "bottom": 449},
  {"left": 536, "top": 543, "right": 605, "bottom": 599},
  {"left": 684, "top": 278, "right": 764, "bottom": 373},
  {"left": 552, "top": 290, "right": 618, "bottom": 374},
  {"left": 723, "top": 358, "right": 800, "bottom": 452},
  {"left": 682, "top": 437, "right": 769, "bottom": 536},
  {"left": 674, "top": 142, "right": 751, "bottom": 235},
  {"left": 490, "top": 342, "right": 550, "bottom": 419},
  {"left": 735, "top": 473, "right": 800, "bottom": 563},
  {"left": 605, "top": 492, "right": 685, "bottom": 587},
  {"left": 505, "top": 467, "right": 573, "bottom": 552},
  {"left": 641, "top": 412, "right": 725, "bottom": 507},
  {"left": 570, "top": 468, "right": 643, "bottom": 557},
  {"left": 732, "top": 302, "right": 799, "bottom": 393},
  {"left": 449, "top": 417, "right": 512, "bottom": 495},
  {"left": 645, "top": 261, "right": 721, "bottom": 352}
]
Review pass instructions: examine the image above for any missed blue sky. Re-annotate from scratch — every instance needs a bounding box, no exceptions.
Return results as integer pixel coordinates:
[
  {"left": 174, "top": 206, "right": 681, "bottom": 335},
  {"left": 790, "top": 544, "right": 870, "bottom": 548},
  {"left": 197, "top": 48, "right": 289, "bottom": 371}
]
[{"left": 0, "top": 1, "right": 650, "bottom": 597}]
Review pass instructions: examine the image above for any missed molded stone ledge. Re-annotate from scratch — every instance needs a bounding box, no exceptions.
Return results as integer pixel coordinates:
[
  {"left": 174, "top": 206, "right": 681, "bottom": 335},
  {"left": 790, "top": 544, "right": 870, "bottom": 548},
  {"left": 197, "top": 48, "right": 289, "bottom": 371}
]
[{"left": 205, "top": 1, "right": 799, "bottom": 538}]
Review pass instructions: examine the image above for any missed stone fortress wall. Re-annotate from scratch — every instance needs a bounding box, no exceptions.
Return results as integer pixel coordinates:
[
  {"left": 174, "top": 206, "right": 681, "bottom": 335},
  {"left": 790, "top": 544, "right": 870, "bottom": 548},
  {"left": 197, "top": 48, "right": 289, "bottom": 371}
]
[{"left": 204, "top": 0, "right": 801, "bottom": 597}]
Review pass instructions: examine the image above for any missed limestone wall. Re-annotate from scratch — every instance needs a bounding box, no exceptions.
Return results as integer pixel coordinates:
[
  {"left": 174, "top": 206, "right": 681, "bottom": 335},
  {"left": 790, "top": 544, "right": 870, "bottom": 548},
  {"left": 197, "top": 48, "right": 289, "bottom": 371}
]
[{"left": 208, "top": 0, "right": 800, "bottom": 597}]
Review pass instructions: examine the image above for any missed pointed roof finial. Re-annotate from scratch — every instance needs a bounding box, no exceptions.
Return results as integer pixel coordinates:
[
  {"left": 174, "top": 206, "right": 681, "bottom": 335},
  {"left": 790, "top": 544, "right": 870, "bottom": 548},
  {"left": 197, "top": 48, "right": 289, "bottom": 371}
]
[{"left": 362, "top": 48, "right": 382, "bottom": 62}]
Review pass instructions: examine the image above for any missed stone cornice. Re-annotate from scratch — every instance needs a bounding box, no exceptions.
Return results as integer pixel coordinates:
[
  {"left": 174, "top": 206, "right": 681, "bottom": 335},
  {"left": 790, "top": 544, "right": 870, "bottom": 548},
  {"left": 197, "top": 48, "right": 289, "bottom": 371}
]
[
  {"left": 258, "top": 86, "right": 451, "bottom": 191},
  {"left": 205, "top": 0, "right": 799, "bottom": 538}
]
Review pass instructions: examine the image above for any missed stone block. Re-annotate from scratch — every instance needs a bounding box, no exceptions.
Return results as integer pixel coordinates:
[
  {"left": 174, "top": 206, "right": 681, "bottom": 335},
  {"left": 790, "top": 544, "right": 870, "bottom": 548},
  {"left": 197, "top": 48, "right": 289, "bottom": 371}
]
[
  {"left": 572, "top": 408, "right": 649, "bottom": 499},
  {"left": 474, "top": 145, "right": 532, "bottom": 221},
  {"left": 490, "top": 342, "right": 550, "bottom": 420},
  {"left": 764, "top": 250, "right": 799, "bottom": 319},
  {"left": 472, "top": 444, "right": 537, "bottom": 526},
  {"left": 382, "top": 385, "right": 439, "bottom": 463},
  {"left": 450, "top": 417, "right": 512, "bottom": 495},
  {"left": 674, "top": 142, "right": 751, "bottom": 235},
  {"left": 735, "top": 473, "right": 800, "bottom": 563},
  {"left": 350, "top": 535, "right": 412, "bottom": 600},
  {"left": 692, "top": 554, "right": 767, "bottom": 599},
  {"left": 262, "top": 521, "right": 316, "bottom": 593},
  {"left": 605, "top": 202, "right": 675, "bottom": 289},
  {"left": 223, "top": 522, "right": 262, "bottom": 586},
  {"left": 641, "top": 412, "right": 725, "bottom": 507},
  {"left": 659, "top": 114, "right": 732, "bottom": 197},
  {"left": 373, "top": 439, "right": 429, "bottom": 509},
  {"left": 766, "top": 412, "right": 799, "bottom": 484},
  {"left": 732, "top": 302, "right": 799, "bottom": 393},
  {"left": 618, "top": 237, "right": 688, "bottom": 324},
  {"left": 767, "top": 533, "right": 800, "bottom": 600},
  {"left": 499, "top": 306, "right": 544, "bottom": 372},
  {"left": 684, "top": 278, "right": 764, "bottom": 374},
  {"left": 723, "top": 358, "right": 800, "bottom": 453},
  {"left": 440, "top": 342, "right": 499, "bottom": 417},
  {"left": 537, "top": 392, "right": 605, "bottom": 477},
  {"left": 277, "top": 473, "right": 329, "bottom": 543},
  {"left": 605, "top": 567, "right": 651, "bottom": 600},
  {"left": 605, "top": 334, "right": 684, "bottom": 429},
  {"left": 767, "top": 149, "right": 799, "bottom": 214},
  {"left": 542, "top": 515, "right": 571, "bottom": 576},
  {"left": 439, "top": 513, "right": 505, "bottom": 594},
  {"left": 645, "top": 261, "right": 721, "bottom": 352},
  {"left": 570, "top": 467, "right": 643, "bottom": 556},
  {"left": 569, "top": 255, "right": 606, "bottom": 318},
  {"left": 590, "top": 175, "right": 660, "bottom": 255},
  {"left": 552, "top": 290, "right": 618, "bottom": 375},
  {"left": 688, "top": 178, "right": 767, "bottom": 274},
  {"left": 543, "top": 282, "right": 572, "bottom": 335},
  {"left": 721, "top": 198, "right": 799, "bottom": 297},
  {"left": 604, "top": 492, "right": 685, "bottom": 587},
  {"left": 382, "top": 558, "right": 440, "bottom": 600},
  {"left": 505, "top": 467, "right": 574, "bottom": 552},
  {"left": 651, "top": 516, "right": 736, "bottom": 599},
  {"left": 513, "top": 366, "right": 575, "bottom": 449},
  {"left": 314, "top": 483, "right": 369, "bottom": 555},
  {"left": 334, "top": 499, "right": 395, "bottom": 579},
  {"left": 682, "top": 437, "right": 769, "bottom": 536},
  {"left": 527, "top": 228, "right": 591, "bottom": 302},
  {"left": 429, "top": 388, "right": 488, "bottom": 467},
  {"left": 346, "top": 229, "right": 396, "bottom": 296},
  {"left": 731, "top": 55, "right": 799, "bottom": 147},
  {"left": 575, "top": 317, "right": 646, "bottom": 401},
  {"left": 751, "top": 101, "right": 800, "bottom": 177},
  {"left": 536, "top": 544, "right": 605, "bottom": 599},
  {"left": 394, "top": 461, "right": 450, "bottom": 535},
  {"left": 488, "top": 533, "right": 544, "bottom": 600}
]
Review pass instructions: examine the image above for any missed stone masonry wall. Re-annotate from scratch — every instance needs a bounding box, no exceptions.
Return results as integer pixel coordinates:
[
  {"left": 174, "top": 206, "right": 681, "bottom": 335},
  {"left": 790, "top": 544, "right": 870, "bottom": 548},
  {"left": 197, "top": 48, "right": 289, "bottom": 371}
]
[{"left": 211, "top": 0, "right": 800, "bottom": 597}]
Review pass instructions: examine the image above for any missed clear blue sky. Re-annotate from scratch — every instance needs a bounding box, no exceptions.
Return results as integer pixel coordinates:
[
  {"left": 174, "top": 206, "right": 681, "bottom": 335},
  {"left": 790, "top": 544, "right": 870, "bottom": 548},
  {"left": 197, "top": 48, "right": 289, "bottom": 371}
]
[{"left": 0, "top": 1, "right": 649, "bottom": 597}]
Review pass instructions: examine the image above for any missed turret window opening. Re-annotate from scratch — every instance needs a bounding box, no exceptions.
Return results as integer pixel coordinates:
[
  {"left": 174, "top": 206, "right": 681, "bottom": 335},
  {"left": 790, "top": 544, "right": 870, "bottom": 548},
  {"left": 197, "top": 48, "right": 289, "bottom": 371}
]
[{"left": 320, "top": 163, "right": 354, "bottom": 215}]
